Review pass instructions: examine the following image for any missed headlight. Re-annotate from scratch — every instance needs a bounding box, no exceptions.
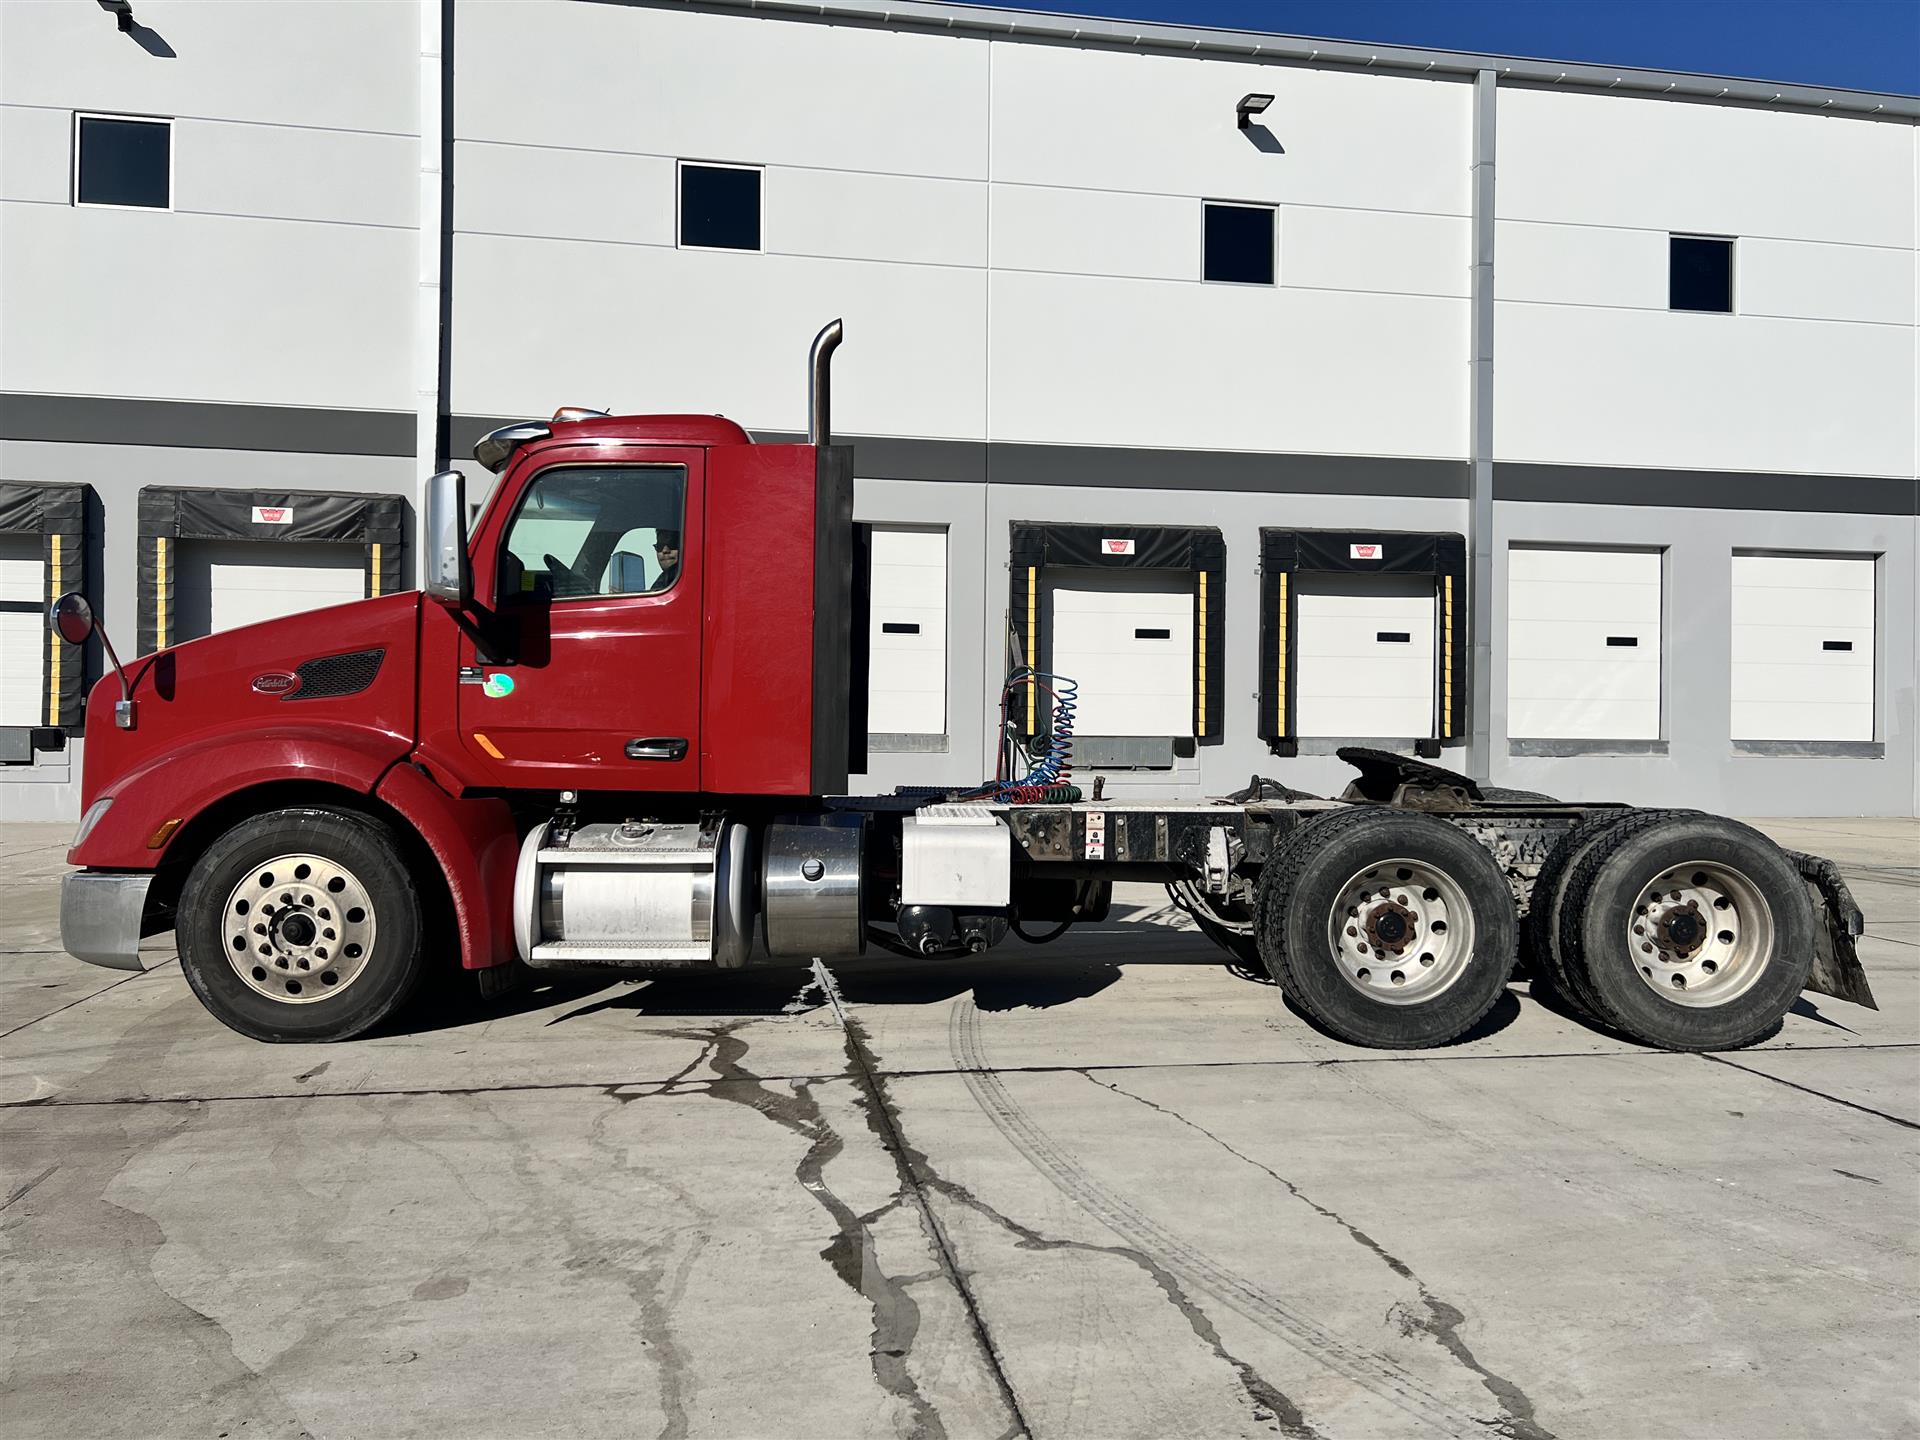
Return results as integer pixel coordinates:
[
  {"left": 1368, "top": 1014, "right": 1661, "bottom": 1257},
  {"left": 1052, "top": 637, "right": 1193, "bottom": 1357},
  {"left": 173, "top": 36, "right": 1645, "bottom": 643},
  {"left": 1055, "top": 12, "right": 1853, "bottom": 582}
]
[{"left": 72, "top": 798, "right": 112, "bottom": 849}]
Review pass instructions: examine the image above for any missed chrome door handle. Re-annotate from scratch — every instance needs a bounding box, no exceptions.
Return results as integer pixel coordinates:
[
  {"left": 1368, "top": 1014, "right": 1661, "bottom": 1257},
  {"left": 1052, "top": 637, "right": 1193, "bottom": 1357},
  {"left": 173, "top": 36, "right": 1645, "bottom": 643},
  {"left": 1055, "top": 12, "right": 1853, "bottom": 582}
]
[{"left": 625, "top": 737, "right": 688, "bottom": 761}]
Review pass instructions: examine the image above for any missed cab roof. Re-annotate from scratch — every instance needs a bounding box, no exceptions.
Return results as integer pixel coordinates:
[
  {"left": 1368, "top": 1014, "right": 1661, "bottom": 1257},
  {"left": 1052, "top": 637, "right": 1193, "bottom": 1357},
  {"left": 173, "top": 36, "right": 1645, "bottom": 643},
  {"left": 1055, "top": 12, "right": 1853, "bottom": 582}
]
[{"left": 474, "top": 412, "right": 756, "bottom": 472}]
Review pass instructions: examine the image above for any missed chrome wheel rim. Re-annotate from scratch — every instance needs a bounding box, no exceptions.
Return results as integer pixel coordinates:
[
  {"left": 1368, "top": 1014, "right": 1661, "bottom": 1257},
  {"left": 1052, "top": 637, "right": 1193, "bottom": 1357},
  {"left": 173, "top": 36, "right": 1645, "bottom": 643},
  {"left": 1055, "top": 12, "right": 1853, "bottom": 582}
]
[
  {"left": 222, "top": 853, "right": 377, "bottom": 1004},
  {"left": 1625, "top": 860, "right": 1773, "bottom": 1008},
  {"left": 1326, "top": 858, "right": 1476, "bottom": 1005}
]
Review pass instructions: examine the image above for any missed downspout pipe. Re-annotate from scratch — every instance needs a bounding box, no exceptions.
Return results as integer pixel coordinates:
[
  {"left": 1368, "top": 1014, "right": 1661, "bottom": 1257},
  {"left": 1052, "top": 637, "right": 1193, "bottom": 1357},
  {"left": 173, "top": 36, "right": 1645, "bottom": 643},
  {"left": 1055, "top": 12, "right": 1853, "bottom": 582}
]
[{"left": 809, "top": 318, "right": 844, "bottom": 448}]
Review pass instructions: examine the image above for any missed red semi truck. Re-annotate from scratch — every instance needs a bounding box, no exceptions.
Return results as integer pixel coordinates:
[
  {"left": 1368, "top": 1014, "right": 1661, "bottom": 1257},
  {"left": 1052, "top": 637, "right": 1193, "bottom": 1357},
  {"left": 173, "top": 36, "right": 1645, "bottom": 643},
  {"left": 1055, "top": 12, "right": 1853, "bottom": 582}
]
[{"left": 52, "top": 323, "right": 1875, "bottom": 1049}]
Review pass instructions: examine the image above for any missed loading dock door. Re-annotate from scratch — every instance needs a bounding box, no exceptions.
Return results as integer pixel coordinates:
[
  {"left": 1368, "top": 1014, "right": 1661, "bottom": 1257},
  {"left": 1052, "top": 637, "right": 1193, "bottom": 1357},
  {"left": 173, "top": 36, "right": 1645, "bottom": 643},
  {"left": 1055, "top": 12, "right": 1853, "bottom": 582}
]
[
  {"left": 174, "top": 540, "right": 368, "bottom": 641},
  {"left": 1507, "top": 547, "right": 1662, "bottom": 740},
  {"left": 1732, "top": 554, "right": 1874, "bottom": 741},
  {"left": 1294, "top": 574, "right": 1436, "bottom": 739},
  {"left": 866, "top": 526, "right": 947, "bottom": 737},
  {"left": 1046, "top": 571, "right": 1195, "bottom": 737},
  {"left": 0, "top": 534, "right": 44, "bottom": 726}
]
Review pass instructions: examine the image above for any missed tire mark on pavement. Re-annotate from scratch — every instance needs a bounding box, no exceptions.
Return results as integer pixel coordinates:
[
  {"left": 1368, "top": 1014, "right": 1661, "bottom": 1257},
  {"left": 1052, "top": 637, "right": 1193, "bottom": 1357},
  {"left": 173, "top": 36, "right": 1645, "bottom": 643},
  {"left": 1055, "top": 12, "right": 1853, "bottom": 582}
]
[
  {"left": 1082, "top": 1070, "right": 1552, "bottom": 1440},
  {"left": 950, "top": 998, "right": 1493, "bottom": 1439},
  {"left": 1, "top": 1162, "right": 59, "bottom": 1211},
  {"left": 828, "top": 974, "right": 1310, "bottom": 1439}
]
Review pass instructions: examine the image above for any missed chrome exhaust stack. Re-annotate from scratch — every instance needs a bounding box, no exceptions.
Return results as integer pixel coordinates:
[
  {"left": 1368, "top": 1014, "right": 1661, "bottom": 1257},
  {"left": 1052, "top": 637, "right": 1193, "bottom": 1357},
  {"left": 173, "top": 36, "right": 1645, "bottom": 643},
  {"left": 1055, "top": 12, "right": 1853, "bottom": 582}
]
[{"left": 808, "top": 318, "right": 844, "bottom": 447}]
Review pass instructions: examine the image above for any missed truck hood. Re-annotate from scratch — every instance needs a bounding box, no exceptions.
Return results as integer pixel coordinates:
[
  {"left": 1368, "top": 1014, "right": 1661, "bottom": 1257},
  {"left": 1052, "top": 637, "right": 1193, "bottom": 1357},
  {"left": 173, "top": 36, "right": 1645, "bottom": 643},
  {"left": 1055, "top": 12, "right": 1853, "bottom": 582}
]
[{"left": 78, "top": 591, "right": 423, "bottom": 814}]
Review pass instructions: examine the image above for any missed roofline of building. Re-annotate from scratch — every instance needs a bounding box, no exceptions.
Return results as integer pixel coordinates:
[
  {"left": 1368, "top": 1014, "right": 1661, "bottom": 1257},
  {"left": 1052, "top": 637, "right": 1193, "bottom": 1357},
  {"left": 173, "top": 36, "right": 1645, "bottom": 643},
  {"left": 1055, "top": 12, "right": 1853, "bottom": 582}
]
[{"left": 657, "top": 0, "right": 1920, "bottom": 120}]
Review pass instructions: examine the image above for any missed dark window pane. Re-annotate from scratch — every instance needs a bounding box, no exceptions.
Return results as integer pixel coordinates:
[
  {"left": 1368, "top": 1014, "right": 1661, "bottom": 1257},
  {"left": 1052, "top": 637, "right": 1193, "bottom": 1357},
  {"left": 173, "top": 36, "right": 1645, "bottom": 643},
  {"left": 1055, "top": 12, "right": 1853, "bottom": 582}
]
[
  {"left": 77, "top": 116, "right": 170, "bottom": 208},
  {"left": 680, "top": 164, "right": 761, "bottom": 251},
  {"left": 501, "top": 466, "right": 687, "bottom": 601},
  {"left": 1670, "top": 235, "right": 1733, "bottom": 313},
  {"left": 1203, "top": 203, "right": 1274, "bottom": 284}
]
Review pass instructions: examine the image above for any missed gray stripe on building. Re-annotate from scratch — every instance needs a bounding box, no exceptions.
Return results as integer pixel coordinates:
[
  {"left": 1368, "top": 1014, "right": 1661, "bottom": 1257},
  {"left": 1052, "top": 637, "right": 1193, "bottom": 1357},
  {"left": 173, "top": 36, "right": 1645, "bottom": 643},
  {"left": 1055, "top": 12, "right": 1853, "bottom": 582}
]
[
  {"left": 1, "top": 393, "right": 416, "bottom": 458},
  {"left": 1494, "top": 463, "right": 1917, "bottom": 515}
]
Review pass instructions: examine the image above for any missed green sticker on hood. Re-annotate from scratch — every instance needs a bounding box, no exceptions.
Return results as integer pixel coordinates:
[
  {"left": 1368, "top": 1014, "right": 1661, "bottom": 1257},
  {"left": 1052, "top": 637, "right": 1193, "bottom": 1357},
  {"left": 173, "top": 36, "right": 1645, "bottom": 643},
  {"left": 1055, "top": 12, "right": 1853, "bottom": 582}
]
[{"left": 482, "top": 673, "right": 515, "bottom": 699}]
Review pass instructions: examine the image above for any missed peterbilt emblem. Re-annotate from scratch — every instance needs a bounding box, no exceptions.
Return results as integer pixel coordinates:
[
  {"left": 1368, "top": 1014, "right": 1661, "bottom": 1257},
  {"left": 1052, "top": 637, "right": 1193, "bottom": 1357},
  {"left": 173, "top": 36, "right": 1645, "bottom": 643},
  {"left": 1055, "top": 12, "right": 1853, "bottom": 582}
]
[{"left": 251, "top": 671, "right": 302, "bottom": 696}]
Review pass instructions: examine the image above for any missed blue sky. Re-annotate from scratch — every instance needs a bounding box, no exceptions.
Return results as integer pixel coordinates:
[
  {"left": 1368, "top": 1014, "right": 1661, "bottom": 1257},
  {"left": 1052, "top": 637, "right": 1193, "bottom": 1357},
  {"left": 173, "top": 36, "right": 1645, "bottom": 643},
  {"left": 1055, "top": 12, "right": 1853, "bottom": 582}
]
[{"left": 980, "top": 1, "right": 1920, "bottom": 94}]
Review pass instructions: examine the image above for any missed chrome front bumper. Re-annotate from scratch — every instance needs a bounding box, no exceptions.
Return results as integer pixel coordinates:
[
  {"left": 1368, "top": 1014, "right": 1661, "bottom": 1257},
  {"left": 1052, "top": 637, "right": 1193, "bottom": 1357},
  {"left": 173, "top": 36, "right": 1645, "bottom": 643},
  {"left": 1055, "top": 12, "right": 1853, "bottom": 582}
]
[{"left": 61, "top": 871, "right": 157, "bottom": 972}]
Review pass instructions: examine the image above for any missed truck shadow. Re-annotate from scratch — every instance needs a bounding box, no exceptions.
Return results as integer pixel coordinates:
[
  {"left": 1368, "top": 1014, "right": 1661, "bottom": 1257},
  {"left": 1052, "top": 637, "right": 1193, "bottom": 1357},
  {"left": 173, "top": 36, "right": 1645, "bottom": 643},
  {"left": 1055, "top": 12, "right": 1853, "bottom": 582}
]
[{"left": 399, "top": 921, "right": 1526, "bottom": 1042}]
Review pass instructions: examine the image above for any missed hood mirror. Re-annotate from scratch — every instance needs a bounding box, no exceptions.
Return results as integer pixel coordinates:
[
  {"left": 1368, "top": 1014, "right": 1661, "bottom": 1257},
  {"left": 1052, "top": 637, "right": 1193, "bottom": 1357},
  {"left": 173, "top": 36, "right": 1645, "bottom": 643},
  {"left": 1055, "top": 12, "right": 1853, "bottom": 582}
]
[
  {"left": 425, "top": 469, "right": 472, "bottom": 610},
  {"left": 50, "top": 592, "right": 95, "bottom": 646},
  {"left": 48, "top": 591, "right": 136, "bottom": 729}
]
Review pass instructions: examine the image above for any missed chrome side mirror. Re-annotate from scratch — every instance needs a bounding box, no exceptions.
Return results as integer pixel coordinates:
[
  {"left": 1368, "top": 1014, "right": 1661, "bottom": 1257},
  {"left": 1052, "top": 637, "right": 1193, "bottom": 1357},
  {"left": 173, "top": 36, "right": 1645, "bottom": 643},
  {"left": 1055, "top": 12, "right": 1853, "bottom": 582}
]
[
  {"left": 48, "top": 591, "right": 136, "bottom": 728},
  {"left": 424, "top": 469, "right": 471, "bottom": 609}
]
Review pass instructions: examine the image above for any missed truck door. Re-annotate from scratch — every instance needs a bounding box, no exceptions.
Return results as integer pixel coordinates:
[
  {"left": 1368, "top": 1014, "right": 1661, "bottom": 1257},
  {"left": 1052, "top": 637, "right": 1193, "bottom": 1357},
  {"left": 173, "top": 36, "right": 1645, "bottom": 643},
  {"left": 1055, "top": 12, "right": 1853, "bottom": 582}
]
[{"left": 456, "top": 450, "right": 703, "bottom": 791}]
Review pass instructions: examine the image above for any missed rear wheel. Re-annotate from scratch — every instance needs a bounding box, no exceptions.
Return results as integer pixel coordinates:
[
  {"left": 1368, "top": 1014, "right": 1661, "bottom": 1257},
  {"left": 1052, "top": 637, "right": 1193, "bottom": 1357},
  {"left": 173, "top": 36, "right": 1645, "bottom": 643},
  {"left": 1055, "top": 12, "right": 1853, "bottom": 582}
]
[
  {"left": 1558, "top": 812, "right": 1812, "bottom": 1051},
  {"left": 1529, "top": 809, "right": 1690, "bottom": 1019},
  {"left": 177, "top": 807, "right": 426, "bottom": 1042},
  {"left": 1257, "top": 808, "right": 1518, "bottom": 1048}
]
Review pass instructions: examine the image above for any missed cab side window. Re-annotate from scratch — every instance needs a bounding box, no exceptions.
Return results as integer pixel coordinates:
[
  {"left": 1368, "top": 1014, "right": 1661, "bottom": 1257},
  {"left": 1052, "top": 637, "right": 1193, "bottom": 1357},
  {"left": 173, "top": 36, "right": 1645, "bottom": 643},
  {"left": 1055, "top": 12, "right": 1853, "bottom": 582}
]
[{"left": 499, "top": 466, "right": 687, "bottom": 601}]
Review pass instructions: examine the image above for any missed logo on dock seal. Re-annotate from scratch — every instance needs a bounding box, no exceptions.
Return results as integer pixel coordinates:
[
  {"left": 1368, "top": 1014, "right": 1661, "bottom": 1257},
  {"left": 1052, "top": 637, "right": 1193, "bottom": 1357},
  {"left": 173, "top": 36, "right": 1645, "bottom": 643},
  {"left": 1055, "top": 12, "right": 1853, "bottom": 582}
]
[{"left": 482, "top": 673, "right": 515, "bottom": 699}]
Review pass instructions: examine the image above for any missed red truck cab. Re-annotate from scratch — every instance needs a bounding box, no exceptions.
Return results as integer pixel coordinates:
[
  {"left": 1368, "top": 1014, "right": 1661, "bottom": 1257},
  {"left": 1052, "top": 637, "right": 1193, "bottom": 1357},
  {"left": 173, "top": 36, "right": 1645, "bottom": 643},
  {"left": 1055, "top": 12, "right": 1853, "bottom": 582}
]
[{"left": 58, "top": 324, "right": 859, "bottom": 1032}]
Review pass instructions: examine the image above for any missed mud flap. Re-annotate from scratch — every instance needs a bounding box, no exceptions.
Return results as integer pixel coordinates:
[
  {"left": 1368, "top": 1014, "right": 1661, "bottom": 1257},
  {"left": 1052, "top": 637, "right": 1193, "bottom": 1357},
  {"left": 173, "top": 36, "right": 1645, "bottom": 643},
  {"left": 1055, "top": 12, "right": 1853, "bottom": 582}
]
[{"left": 1788, "top": 850, "right": 1878, "bottom": 1011}]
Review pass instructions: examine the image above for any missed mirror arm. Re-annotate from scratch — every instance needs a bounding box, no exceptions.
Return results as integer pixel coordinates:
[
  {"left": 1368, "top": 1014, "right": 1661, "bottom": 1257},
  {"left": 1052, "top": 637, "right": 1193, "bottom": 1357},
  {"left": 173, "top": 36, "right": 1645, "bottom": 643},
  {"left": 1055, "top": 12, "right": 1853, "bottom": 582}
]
[
  {"left": 96, "top": 625, "right": 135, "bottom": 730},
  {"left": 453, "top": 603, "right": 514, "bottom": 667}
]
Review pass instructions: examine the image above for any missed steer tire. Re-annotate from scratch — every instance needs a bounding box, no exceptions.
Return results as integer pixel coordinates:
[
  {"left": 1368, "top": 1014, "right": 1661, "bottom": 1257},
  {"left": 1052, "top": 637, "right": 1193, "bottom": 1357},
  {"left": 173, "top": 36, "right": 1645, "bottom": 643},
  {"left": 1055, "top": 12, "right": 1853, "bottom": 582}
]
[
  {"left": 1256, "top": 807, "right": 1518, "bottom": 1049},
  {"left": 177, "top": 807, "right": 426, "bottom": 1043},
  {"left": 1557, "top": 811, "right": 1812, "bottom": 1051}
]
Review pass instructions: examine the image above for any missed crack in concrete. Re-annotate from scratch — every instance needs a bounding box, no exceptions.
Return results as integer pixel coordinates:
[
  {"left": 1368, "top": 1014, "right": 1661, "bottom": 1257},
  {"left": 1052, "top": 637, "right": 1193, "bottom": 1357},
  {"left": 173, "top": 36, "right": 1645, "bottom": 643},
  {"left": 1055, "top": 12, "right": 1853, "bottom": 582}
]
[
  {"left": 1699, "top": 1054, "right": 1920, "bottom": 1131},
  {"left": 14, "top": 1041, "right": 1920, "bottom": 1111},
  {"left": 483, "top": 1088, "right": 711, "bottom": 1440},
  {"left": 823, "top": 963, "right": 1318, "bottom": 1439},
  {"left": 625, "top": 1238, "right": 705, "bottom": 1440},
  {"left": 0, "top": 963, "right": 170, "bottom": 1040},
  {"left": 815, "top": 963, "right": 1038, "bottom": 1440},
  {"left": 922, "top": 1165, "right": 1319, "bottom": 1439},
  {"left": 1083, "top": 1071, "right": 1554, "bottom": 1440},
  {"left": 645, "top": 1019, "right": 949, "bottom": 1439}
]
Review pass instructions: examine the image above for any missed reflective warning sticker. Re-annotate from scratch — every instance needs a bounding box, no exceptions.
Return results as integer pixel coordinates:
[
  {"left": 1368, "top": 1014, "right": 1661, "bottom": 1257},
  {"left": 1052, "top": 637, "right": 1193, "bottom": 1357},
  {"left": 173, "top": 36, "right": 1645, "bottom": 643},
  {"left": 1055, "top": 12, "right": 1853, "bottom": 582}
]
[{"left": 1085, "top": 810, "right": 1107, "bottom": 860}]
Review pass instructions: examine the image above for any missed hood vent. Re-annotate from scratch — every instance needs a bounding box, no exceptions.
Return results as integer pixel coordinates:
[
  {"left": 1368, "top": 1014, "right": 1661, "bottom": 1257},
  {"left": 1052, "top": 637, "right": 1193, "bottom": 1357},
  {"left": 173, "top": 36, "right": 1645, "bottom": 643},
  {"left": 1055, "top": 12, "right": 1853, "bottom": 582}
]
[{"left": 290, "top": 648, "right": 385, "bottom": 700}]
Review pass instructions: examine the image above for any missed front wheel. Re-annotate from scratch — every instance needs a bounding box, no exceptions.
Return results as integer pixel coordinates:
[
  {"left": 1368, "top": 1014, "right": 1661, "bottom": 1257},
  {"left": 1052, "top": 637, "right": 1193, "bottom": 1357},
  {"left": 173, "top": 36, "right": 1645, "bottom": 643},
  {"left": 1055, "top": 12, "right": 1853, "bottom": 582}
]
[
  {"left": 176, "top": 807, "right": 426, "bottom": 1042},
  {"left": 1257, "top": 808, "right": 1518, "bottom": 1048}
]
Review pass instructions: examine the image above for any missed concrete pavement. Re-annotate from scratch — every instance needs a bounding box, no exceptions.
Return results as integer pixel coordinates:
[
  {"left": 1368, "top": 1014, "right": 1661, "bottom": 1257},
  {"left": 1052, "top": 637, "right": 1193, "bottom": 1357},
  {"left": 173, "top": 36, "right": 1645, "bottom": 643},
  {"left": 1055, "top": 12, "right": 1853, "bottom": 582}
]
[{"left": 3, "top": 817, "right": 1915, "bottom": 1438}]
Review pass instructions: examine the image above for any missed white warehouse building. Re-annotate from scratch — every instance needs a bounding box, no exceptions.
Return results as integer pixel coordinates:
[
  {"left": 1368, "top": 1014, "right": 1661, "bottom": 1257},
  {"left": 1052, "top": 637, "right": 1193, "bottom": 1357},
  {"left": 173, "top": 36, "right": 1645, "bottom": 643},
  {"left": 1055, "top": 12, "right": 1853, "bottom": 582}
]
[{"left": 1, "top": 0, "right": 1915, "bottom": 821}]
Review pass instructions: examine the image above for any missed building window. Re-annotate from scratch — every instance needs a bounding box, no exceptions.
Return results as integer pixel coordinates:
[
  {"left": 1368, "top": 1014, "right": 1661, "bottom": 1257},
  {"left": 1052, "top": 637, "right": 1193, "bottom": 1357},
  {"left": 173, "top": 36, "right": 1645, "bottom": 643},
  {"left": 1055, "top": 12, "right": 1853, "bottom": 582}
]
[
  {"left": 73, "top": 113, "right": 171, "bottom": 210},
  {"left": 1669, "top": 235, "right": 1733, "bottom": 313},
  {"left": 1203, "top": 202, "right": 1275, "bottom": 285},
  {"left": 679, "top": 162, "right": 761, "bottom": 252}
]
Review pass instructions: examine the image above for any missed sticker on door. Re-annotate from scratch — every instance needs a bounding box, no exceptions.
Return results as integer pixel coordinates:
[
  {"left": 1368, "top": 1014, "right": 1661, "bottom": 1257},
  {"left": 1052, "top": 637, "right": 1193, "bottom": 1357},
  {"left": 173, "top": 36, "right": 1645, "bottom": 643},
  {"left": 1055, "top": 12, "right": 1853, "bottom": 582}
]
[{"left": 1350, "top": 543, "right": 1383, "bottom": 561}]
